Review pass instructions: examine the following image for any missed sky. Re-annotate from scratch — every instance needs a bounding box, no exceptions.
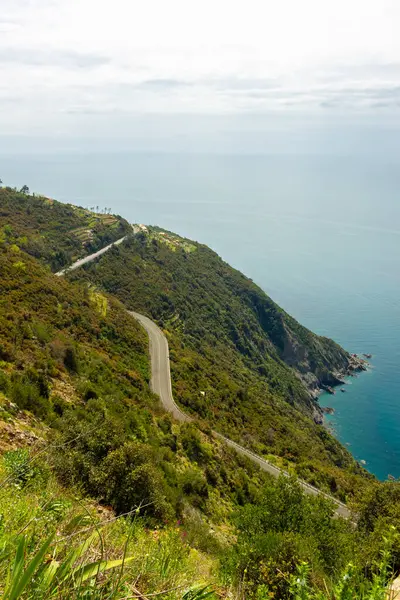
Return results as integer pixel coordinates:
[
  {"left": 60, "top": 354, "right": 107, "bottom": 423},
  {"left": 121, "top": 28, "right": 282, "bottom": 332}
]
[{"left": 1, "top": 0, "right": 400, "bottom": 144}]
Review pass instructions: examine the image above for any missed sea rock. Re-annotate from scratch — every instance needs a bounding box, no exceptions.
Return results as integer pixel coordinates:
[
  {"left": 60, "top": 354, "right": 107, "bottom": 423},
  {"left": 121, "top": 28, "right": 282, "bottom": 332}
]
[
  {"left": 321, "top": 406, "right": 335, "bottom": 415},
  {"left": 321, "top": 385, "right": 335, "bottom": 395},
  {"left": 348, "top": 354, "right": 368, "bottom": 372}
]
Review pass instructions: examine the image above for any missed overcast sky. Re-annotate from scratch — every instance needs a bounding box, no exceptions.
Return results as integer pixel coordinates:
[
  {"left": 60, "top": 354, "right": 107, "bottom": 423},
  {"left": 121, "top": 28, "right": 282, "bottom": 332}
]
[{"left": 1, "top": 0, "right": 400, "bottom": 140}]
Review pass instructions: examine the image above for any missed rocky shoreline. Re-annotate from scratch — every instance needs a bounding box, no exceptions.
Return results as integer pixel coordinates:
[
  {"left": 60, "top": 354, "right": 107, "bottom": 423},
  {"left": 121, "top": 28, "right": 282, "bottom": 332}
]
[
  {"left": 338, "top": 352, "right": 369, "bottom": 377},
  {"left": 312, "top": 353, "right": 370, "bottom": 424},
  {"left": 321, "top": 406, "right": 335, "bottom": 415}
]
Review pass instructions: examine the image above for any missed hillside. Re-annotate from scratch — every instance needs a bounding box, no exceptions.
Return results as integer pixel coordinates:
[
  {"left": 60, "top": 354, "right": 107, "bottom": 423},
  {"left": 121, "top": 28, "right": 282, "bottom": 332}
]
[
  {"left": 0, "top": 240, "right": 274, "bottom": 518},
  {"left": 71, "top": 226, "right": 371, "bottom": 498},
  {"left": 85, "top": 227, "right": 358, "bottom": 398},
  {"left": 0, "top": 186, "right": 131, "bottom": 271},
  {"left": 1, "top": 189, "right": 399, "bottom": 599}
]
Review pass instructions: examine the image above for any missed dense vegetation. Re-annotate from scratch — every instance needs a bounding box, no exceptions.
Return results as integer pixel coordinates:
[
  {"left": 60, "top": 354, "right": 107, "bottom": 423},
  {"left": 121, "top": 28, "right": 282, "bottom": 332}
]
[
  {"left": 0, "top": 448, "right": 398, "bottom": 599},
  {"left": 74, "top": 228, "right": 371, "bottom": 499},
  {"left": 0, "top": 449, "right": 219, "bottom": 599},
  {"left": 0, "top": 189, "right": 399, "bottom": 598},
  {"left": 0, "top": 186, "right": 130, "bottom": 271},
  {"left": 0, "top": 242, "right": 269, "bottom": 522}
]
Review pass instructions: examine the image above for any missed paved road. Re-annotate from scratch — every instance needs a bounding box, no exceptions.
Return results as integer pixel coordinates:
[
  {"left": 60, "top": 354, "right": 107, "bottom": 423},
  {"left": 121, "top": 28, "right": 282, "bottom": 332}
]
[
  {"left": 128, "top": 311, "right": 191, "bottom": 423},
  {"left": 130, "top": 311, "right": 351, "bottom": 519},
  {"left": 55, "top": 235, "right": 128, "bottom": 277},
  {"left": 57, "top": 236, "right": 352, "bottom": 520}
]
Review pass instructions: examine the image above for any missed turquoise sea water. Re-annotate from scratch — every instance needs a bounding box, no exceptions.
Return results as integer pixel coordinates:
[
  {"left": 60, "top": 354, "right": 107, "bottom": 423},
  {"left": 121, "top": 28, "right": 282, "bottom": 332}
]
[{"left": 1, "top": 151, "right": 400, "bottom": 480}]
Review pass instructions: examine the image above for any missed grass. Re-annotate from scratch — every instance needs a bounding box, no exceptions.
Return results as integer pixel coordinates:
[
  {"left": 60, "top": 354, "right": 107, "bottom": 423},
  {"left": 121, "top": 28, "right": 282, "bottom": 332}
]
[
  {"left": 286, "top": 532, "right": 398, "bottom": 600},
  {"left": 0, "top": 448, "right": 397, "bottom": 599},
  {"left": 0, "top": 450, "right": 219, "bottom": 599}
]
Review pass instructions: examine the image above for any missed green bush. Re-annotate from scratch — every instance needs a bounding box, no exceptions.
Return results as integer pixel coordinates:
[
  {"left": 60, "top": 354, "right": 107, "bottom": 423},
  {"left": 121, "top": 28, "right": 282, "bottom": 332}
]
[
  {"left": 181, "top": 470, "right": 209, "bottom": 510},
  {"left": 95, "top": 441, "right": 173, "bottom": 520},
  {"left": 3, "top": 449, "right": 49, "bottom": 488},
  {"left": 181, "top": 426, "right": 209, "bottom": 464},
  {"left": 64, "top": 346, "right": 79, "bottom": 373},
  {"left": 0, "top": 370, "right": 9, "bottom": 393}
]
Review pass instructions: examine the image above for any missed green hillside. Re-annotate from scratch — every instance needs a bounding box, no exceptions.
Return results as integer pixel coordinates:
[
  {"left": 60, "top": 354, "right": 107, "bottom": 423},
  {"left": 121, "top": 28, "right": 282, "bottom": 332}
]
[
  {"left": 73, "top": 226, "right": 370, "bottom": 498},
  {"left": 0, "top": 189, "right": 399, "bottom": 599},
  {"left": 0, "top": 241, "right": 271, "bottom": 519},
  {"left": 0, "top": 186, "right": 131, "bottom": 271}
]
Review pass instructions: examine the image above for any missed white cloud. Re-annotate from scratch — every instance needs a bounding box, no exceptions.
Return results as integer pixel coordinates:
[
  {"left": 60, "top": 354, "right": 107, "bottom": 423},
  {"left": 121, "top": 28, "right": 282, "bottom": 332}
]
[{"left": 1, "top": 0, "right": 400, "bottom": 134}]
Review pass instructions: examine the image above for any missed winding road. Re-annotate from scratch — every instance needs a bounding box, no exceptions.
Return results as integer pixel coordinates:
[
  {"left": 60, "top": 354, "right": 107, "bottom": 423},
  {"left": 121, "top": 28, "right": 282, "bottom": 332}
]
[
  {"left": 57, "top": 236, "right": 352, "bottom": 520},
  {"left": 129, "top": 310, "right": 351, "bottom": 519}
]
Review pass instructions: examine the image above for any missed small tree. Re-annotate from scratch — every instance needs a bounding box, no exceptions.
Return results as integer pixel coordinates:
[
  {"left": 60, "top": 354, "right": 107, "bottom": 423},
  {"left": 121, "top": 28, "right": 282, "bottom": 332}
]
[
  {"left": 20, "top": 185, "right": 29, "bottom": 195},
  {"left": 64, "top": 346, "right": 79, "bottom": 373}
]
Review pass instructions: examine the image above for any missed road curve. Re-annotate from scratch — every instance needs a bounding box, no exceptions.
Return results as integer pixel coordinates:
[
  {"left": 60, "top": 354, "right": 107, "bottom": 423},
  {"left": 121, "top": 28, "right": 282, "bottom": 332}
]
[
  {"left": 128, "top": 311, "right": 191, "bottom": 423},
  {"left": 130, "top": 311, "right": 352, "bottom": 520},
  {"left": 56, "top": 236, "right": 352, "bottom": 520}
]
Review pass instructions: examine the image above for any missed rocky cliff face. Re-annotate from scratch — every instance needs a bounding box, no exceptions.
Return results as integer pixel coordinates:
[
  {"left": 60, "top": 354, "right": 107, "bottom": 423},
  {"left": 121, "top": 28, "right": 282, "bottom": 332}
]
[{"left": 281, "top": 322, "right": 368, "bottom": 401}]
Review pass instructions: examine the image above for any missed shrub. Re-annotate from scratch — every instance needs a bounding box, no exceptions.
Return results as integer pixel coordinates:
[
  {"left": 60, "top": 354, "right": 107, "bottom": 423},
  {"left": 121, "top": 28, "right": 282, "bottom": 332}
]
[
  {"left": 92, "top": 441, "right": 174, "bottom": 521},
  {"left": 181, "top": 470, "right": 209, "bottom": 510},
  {"left": 181, "top": 426, "right": 209, "bottom": 464},
  {"left": 0, "top": 370, "right": 9, "bottom": 393},
  {"left": 3, "top": 449, "right": 49, "bottom": 488},
  {"left": 64, "top": 346, "right": 79, "bottom": 373}
]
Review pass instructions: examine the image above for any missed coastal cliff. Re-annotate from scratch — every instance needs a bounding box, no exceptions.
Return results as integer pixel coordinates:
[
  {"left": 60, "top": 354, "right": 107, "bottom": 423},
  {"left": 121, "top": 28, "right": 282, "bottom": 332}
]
[
  {"left": 80, "top": 226, "right": 360, "bottom": 407},
  {"left": 1, "top": 192, "right": 369, "bottom": 496},
  {"left": 0, "top": 186, "right": 393, "bottom": 600},
  {"left": 72, "top": 225, "right": 368, "bottom": 485}
]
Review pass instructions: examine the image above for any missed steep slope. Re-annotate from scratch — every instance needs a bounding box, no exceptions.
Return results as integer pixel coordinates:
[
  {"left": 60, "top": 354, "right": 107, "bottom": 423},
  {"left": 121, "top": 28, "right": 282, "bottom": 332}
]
[
  {"left": 0, "top": 229, "right": 270, "bottom": 521},
  {"left": 2, "top": 191, "right": 397, "bottom": 599},
  {"left": 108, "top": 228, "right": 359, "bottom": 397},
  {"left": 0, "top": 187, "right": 131, "bottom": 271},
  {"left": 0, "top": 242, "right": 150, "bottom": 424},
  {"left": 72, "top": 227, "right": 371, "bottom": 497}
]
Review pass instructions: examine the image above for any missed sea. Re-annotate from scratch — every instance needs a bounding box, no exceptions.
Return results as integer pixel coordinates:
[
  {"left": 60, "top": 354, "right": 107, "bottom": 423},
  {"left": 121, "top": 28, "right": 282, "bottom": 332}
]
[{"left": 1, "top": 149, "right": 399, "bottom": 481}]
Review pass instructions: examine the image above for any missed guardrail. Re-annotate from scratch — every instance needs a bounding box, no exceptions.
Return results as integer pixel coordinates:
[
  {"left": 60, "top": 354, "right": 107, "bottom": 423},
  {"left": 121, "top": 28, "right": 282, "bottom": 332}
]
[{"left": 213, "top": 432, "right": 349, "bottom": 510}]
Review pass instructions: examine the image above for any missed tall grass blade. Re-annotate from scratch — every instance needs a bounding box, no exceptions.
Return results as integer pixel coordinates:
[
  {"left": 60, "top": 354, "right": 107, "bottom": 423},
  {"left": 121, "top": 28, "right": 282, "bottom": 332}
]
[
  {"left": 5, "top": 534, "right": 53, "bottom": 600},
  {"left": 182, "top": 585, "right": 216, "bottom": 599},
  {"left": 47, "top": 531, "right": 98, "bottom": 593},
  {"left": 74, "top": 555, "right": 136, "bottom": 584}
]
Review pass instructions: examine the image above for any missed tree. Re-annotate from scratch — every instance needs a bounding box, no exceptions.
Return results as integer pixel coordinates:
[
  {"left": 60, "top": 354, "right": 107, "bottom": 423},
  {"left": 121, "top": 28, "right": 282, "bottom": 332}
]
[
  {"left": 64, "top": 346, "right": 79, "bottom": 373},
  {"left": 20, "top": 185, "right": 29, "bottom": 195},
  {"left": 0, "top": 177, "right": 3, "bottom": 186}
]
